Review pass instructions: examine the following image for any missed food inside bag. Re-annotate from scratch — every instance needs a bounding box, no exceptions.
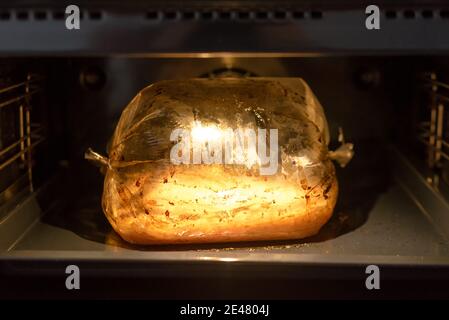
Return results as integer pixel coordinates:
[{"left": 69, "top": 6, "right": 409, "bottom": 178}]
[{"left": 86, "top": 78, "right": 353, "bottom": 245}]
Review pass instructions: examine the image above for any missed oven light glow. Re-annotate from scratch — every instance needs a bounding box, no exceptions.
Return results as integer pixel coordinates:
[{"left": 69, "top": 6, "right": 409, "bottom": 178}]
[
  {"left": 191, "top": 122, "right": 222, "bottom": 142},
  {"left": 170, "top": 123, "right": 279, "bottom": 175}
]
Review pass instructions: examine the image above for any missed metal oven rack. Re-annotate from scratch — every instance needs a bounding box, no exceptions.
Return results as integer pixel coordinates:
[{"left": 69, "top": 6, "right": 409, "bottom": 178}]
[
  {"left": 0, "top": 74, "right": 46, "bottom": 211},
  {"left": 418, "top": 74, "right": 449, "bottom": 191}
]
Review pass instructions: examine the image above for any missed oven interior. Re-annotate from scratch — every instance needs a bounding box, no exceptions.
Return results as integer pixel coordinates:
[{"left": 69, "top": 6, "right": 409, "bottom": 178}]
[{"left": 1, "top": 56, "right": 449, "bottom": 265}]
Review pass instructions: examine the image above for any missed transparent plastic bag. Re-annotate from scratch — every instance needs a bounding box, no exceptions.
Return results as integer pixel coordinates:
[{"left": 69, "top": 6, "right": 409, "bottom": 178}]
[{"left": 86, "top": 78, "right": 353, "bottom": 244}]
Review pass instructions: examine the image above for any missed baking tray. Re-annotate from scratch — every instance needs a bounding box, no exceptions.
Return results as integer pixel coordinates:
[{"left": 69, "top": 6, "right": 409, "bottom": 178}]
[{"left": 1, "top": 145, "right": 449, "bottom": 268}]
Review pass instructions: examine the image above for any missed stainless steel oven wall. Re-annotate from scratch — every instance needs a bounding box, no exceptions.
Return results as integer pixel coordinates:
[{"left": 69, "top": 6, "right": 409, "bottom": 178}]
[{"left": 1, "top": 1, "right": 449, "bottom": 55}]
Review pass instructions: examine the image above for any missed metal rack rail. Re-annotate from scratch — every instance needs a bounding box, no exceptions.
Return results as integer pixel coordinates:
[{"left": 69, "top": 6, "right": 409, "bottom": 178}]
[
  {"left": 0, "top": 74, "right": 46, "bottom": 205},
  {"left": 418, "top": 74, "right": 449, "bottom": 189}
]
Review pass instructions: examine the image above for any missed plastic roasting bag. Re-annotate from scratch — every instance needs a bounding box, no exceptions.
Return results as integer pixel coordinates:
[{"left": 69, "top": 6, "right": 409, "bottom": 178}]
[{"left": 86, "top": 78, "right": 353, "bottom": 244}]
